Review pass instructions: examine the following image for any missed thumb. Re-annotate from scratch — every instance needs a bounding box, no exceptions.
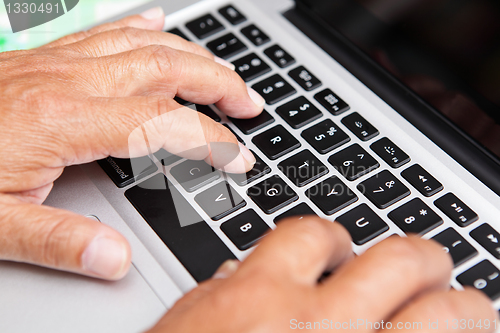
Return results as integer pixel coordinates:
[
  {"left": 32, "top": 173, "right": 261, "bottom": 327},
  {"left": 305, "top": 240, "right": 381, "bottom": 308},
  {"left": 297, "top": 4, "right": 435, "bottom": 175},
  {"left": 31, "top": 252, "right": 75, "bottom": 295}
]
[{"left": 0, "top": 194, "right": 131, "bottom": 280}]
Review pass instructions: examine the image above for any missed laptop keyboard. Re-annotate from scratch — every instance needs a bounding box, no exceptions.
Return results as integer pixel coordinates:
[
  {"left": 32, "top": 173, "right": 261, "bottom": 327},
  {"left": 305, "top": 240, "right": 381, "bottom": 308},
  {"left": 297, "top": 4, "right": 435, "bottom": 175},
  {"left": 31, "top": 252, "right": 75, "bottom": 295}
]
[{"left": 97, "top": 3, "right": 500, "bottom": 303}]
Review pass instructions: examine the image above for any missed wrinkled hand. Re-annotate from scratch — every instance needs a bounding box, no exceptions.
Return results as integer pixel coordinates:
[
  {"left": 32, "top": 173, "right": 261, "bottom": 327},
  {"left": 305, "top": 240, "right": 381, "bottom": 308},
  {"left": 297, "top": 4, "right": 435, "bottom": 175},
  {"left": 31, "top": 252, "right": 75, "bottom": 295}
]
[
  {"left": 0, "top": 7, "right": 264, "bottom": 280},
  {"left": 149, "top": 217, "right": 497, "bottom": 333}
]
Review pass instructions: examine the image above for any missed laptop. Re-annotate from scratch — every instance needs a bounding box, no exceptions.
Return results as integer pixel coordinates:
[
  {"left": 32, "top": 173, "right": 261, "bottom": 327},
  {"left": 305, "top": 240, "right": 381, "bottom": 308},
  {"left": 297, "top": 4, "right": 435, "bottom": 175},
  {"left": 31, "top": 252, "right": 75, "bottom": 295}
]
[{"left": 2, "top": 0, "right": 500, "bottom": 331}]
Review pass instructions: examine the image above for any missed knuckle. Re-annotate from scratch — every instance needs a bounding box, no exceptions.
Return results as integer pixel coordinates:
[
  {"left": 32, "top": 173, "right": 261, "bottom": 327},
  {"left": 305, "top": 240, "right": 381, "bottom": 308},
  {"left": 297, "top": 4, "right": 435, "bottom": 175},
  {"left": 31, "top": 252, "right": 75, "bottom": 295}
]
[
  {"left": 376, "top": 237, "right": 427, "bottom": 272},
  {"left": 143, "top": 45, "right": 178, "bottom": 80},
  {"left": 115, "top": 27, "right": 143, "bottom": 49}
]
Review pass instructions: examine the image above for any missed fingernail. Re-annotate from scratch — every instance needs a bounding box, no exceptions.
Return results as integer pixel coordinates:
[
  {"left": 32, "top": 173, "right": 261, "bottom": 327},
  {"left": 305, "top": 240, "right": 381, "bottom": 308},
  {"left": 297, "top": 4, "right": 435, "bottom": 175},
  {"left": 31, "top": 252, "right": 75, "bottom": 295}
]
[
  {"left": 214, "top": 56, "right": 236, "bottom": 71},
  {"left": 247, "top": 87, "right": 266, "bottom": 108},
  {"left": 82, "top": 236, "right": 129, "bottom": 279},
  {"left": 213, "top": 259, "right": 240, "bottom": 279},
  {"left": 140, "top": 6, "right": 164, "bottom": 20},
  {"left": 239, "top": 142, "right": 256, "bottom": 166}
]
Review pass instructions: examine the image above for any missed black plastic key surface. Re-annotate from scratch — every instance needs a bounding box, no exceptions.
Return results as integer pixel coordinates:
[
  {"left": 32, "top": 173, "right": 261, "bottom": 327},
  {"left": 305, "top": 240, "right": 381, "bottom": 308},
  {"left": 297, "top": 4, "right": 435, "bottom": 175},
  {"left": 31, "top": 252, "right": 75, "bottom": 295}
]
[
  {"left": 170, "top": 159, "right": 220, "bottom": 192},
  {"left": 388, "top": 198, "right": 443, "bottom": 235},
  {"left": 274, "top": 203, "right": 317, "bottom": 224},
  {"left": 456, "top": 260, "right": 500, "bottom": 300},
  {"left": 227, "top": 151, "right": 271, "bottom": 186},
  {"left": 328, "top": 144, "right": 379, "bottom": 181},
  {"left": 98, "top": 156, "right": 158, "bottom": 188},
  {"left": 401, "top": 164, "right": 444, "bottom": 197},
  {"left": 370, "top": 137, "right": 410, "bottom": 168},
  {"left": 196, "top": 104, "right": 221, "bottom": 122},
  {"left": 229, "top": 110, "right": 274, "bottom": 135},
  {"left": 276, "top": 96, "right": 322, "bottom": 129},
  {"left": 125, "top": 174, "right": 236, "bottom": 282},
  {"left": 252, "top": 125, "right": 301, "bottom": 160},
  {"left": 306, "top": 176, "right": 358, "bottom": 215},
  {"left": 288, "top": 66, "right": 322, "bottom": 91},
  {"left": 314, "top": 89, "right": 350, "bottom": 115},
  {"left": 247, "top": 175, "right": 299, "bottom": 214},
  {"left": 167, "top": 28, "right": 190, "bottom": 40},
  {"left": 232, "top": 53, "right": 272, "bottom": 82},
  {"left": 195, "top": 181, "right": 246, "bottom": 221},
  {"left": 301, "top": 119, "right": 350, "bottom": 154},
  {"left": 207, "top": 33, "right": 247, "bottom": 59},
  {"left": 342, "top": 112, "right": 379, "bottom": 141},
  {"left": 434, "top": 193, "right": 478, "bottom": 227},
  {"left": 241, "top": 24, "right": 270, "bottom": 46},
  {"left": 278, "top": 150, "right": 329, "bottom": 187},
  {"left": 432, "top": 228, "right": 478, "bottom": 267},
  {"left": 252, "top": 74, "right": 297, "bottom": 105},
  {"left": 264, "top": 44, "right": 296, "bottom": 68},
  {"left": 336, "top": 204, "right": 389, "bottom": 245},
  {"left": 470, "top": 224, "right": 500, "bottom": 259},
  {"left": 220, "top": 209, "right": 270, "bottom": 251},
  {"left": 358, "top": 170, "right": 411, "bottom": 209},
  {"left": 186, "top": 14, "right": 224, "bottom": 39},
  {"left": 153, "top": 149, "right": 182, "bottom": 166},
  {"left": 218, "top": 5, "right": 246, "bottom": 25}
]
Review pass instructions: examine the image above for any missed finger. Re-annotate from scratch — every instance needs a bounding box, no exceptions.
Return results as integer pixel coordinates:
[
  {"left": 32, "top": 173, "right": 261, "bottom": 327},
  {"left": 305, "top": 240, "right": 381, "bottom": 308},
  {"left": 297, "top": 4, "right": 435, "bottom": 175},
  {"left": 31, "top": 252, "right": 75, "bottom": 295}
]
[
  {"left": 92, "top": 45, "right": 265, "bottom": 117},
  {"left": 237, "top": 217, "right": 354, "bottom": 285},
  {"left": 64, "top": 96, "right": 255, "bottom": 173},
  {"left": 69, "top": 27, "right": 214, "bottom": 60},
  {"left": 382, "top": 288, "right": 498, "bottom": 333},
  {"left": 0, "top": 194, "right": 131, "bottom": 280},
  {"left": 318, "top": 236, "right": 453, "bottom": 322},
  {"left": 42, "top": 7, "right": 166, "bottom": 48}
]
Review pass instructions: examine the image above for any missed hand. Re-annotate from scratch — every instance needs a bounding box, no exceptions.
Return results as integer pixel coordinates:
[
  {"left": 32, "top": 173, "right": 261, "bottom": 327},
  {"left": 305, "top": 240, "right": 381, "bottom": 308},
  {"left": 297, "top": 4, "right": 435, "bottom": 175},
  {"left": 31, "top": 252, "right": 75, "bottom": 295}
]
[
  {"left": 149, "top": 217, "right": 497, "bottom": 333},
  {"left": 0, "top": 7, "right": 264, "bottom": 280}
]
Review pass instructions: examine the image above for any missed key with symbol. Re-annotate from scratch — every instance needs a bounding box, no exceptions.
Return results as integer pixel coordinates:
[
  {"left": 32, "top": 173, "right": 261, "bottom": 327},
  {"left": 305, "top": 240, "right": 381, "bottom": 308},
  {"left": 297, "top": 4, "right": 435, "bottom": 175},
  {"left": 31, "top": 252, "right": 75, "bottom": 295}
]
[
  {"left": 170, "top": 159, "right": 220, "bottom": 192},
  {"left": 401, "top": 164, "right": 443, "bottom": 197},
  {"left": 276, "top": 96, "right": 322, "bottom": 129},
  {"left": 247, "top": 175, "right": 299, "bottom": 214},
  {"left": 220, "top": 210, "right": 271, "bottom": 250},
  {"left": 388, "top": 198, "right": 443, "bottom": 235},
  {"left": 470, "top": 224, "right": 500, "bottom": 259},
  {"left": 456, "top": 260, "right": 500, "bottom": 300},
  {"left": 357, "top": 170, "right": 410, "bottom": 209},
  {"left": 278, "top": 150, "right": 329, "bottom": 187},
  {"left": 195, "top": 181, "right": 246, "bottom": 220},
  {"left": 432, "top": 228, "right": 477, "bottom": 267},
  {"left": 336, "top": 204, "right": 389, "bottom": 245},
  {"left": 306, "top": 176, "right": 358, "bottom": 215},
  {"left": 264, "top": 44, "right": 296, "bottom": 68},
  {"left": 434, "top": 193, "right": 478, "bottom": 227},
  {"left": 252, "top": 125, "right": 301, "bottom": 160},
  {"left": 301, "top": 119, "right": 350, "bottom": 154},
  {"left": 186, "top": 14, "right": 225, "bottom": 39},
  {"left": 241, "top": 24, "right": 270, "bottom": 46},
  {"left": 252, "top": 74, "right": 296, "bottom": 105},
  {"left": 370, "top": 137, "right": 410, "bottom": 168},
  {"left": 207, "top": 33, "right": 248, "bottom": 59},
  {"left": 328, "top": 144, "right": 379, "bottom": 181},
  {"left": 314, "top": 89, "right": 350, "bottom": 115},
  {"left": 218, "top": 5, "right": 247, "bottom": 25},
  {"left": 232, "top": 53, "right": 271, "bottom": 82},
  {"left": 342, "top": 112, "right": 379, "bottom": 141}
]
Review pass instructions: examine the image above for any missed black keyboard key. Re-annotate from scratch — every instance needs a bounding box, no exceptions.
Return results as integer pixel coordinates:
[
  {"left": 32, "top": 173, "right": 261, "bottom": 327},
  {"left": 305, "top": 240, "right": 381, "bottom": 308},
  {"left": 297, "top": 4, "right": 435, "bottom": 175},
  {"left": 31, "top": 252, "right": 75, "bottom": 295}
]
[
  {"left": 98, "top": 156, "right": 158, "bottom": 188},
  {"left": 229, "top": 110, "right": 275, "bottom": 134},
  {"left": 432, "top": 228, "right": 478, "bottom": 267},
  {"left": 288, "top": 66, "right": 322, "bottom": 91},
  {"left": 370, "top": 137, "right": 410, "bottom": 168},
  {"left": 252, "top": 74, "right": 296, "bottom": 105},
  {"left": 170, "top": 159, "right": 220, "bottom": 192},
  {"left": 186, "top": 14, "right": 224, "bottom": 39},
  {"left": 336, "top": 204, "right": 389, "bottom": 245},
  {"left": 401, "top": 164, "right": 444, "bottom": 197},
  {"left": 207, "top": 33, "right": 247, "bottom": 59},
  {"left": 223, "top": 124, "right": 245, "bottom": 144},
  {"left": 196, "top": 104, "right": 221, "bottom": 122},
  {"left": 195, "top": 181, "right": 246, "bottom": 220},
  {"left": 456, "top": 260, "right": 500, "bottom": 300},
  {"left": 247, "top": 175, "right": 299, "bottom": 214},
  {"left": 306, "top": 176, "right": 358, "bottom": 215},
  {"left": 314, "top": 89, "right": 350, "bottom": 115},
  {"left": 342, "top": 112, "right": 379, "bottom": 141},
  {"left": 221, "top": 210, "right": 270, "bottom": 251},
  {"left": 218, "top": 5, "right": 246, "bottom": 25},
  {"left": 125, "top": 174, "right": 236, "bottom": 282},
  {"left": 358, "top": 170, "right": 411, "bottom": 209},
  {"left": 276, "top": 96, "right": 322, "bottom": 129},
  {"left": 278, "top": 150, "right": 329, "bottom": 187},
  {"left": 174, "top": 96, "right": 192, "bottom": 106},
  {"left": 227, "top": 151, "right": 271, "bottom": 186},
  {"left": 328, "top": 144, "right": 379, "bottom": 181},
  {"left": 470, "top": 224, "right": 500, "bottom": 259},
  {"left": 252, "top": 125, "right": 301, "bottom": 160},
  {"left": 241, "top": 24, "right": 270, "bottom": 46},
  {"left": 153, "top": 149, "right": 182, "bottom": 166},
  {"left": 388, "top": 198, "right": 443, "bottom": 235},
  {"left": 301, "top": 119, "right": 350, "bottom": 154},
  {"left": 434, "top": 193, "right": 478, "bottom": 227},
  {"left": 264, "top": 44, "right": 296, "bottom": 68},
  {"left": 167, "top": 28, "right": 190, "bottom": 40},
  {"left": 232, "top": 53, "right": 272, "bottom": 82},
  {"left": 274, "top": 203, "right": 317, "bottom": 224}
]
